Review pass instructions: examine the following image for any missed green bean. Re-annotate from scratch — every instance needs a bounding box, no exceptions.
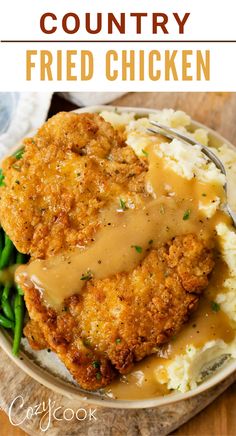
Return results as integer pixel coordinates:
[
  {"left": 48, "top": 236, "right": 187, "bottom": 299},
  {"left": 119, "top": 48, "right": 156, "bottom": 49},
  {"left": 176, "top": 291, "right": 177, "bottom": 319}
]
[
  {"left": 2, "top": 300, "right": 15, "bottom": 322},
  {"left": 0, "top": 169, "right": 5, "bottom": 187},
  {"left": 1, "top": 284, "right": 14, "bottom": 321},
  {"left": 16, "top": 252, "right": 27, "bottom": 264},
  {"left": 12, "top": 294, "right": 24, "bottom": 355},
  {"left": 9, "top": 247, "right": 16, "bottom": 266},
  {"left": 0, "top": 230, "right": 4, "bottom": 259},
  {"left": 0, "top": 314, "right": 14, "bottom": 329},
  {"left": 2, "top": 283, "right": 10, "bottom": 300},
  {"left": 0, "top": 231, "right": 25, "bottom": 355},
  {"left": 16, "top": 284, "right": 24, "bottom": 296},
  {"left": 0, "top": 236, "right": 14, "bottom": 269},
  {"left": 4, "top": 233, "right": 8, "bottom": 245}
]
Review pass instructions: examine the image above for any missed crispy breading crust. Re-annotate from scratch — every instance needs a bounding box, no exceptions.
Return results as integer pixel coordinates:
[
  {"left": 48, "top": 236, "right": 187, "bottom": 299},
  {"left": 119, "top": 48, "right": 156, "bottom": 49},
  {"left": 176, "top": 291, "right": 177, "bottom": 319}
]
[
  {"left": 21, "top": 234, "right": 214, "bottom": 390},
  {"left": 0, "top": 112, "right": 147, "bottom": 259}
]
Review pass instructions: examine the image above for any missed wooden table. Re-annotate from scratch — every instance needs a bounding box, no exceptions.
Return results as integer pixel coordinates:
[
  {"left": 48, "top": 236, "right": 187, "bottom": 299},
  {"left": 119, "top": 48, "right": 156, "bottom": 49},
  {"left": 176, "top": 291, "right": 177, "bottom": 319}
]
[
  {"left": 1, "top": 382, "right": 236, "bottom": 436},
  {"left": 0, "top": 92, "right": 236, "bottom": 436}
]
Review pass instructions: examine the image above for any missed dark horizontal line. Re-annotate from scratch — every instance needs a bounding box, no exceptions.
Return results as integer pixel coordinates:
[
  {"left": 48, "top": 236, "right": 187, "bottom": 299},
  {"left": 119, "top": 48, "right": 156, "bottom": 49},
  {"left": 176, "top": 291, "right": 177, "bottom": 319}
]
[{"left": 1, "top": 40, "right": 236, "bottom": 43}]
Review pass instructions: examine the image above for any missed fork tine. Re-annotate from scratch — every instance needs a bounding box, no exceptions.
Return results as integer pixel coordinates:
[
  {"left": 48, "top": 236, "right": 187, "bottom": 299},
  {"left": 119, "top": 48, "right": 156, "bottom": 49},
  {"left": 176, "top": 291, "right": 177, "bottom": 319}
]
[
  {"left": 146, "top": 127, "right": 174, "bottom": 142},
  {"left": 150, "top": 120, "right": 197, "bottom": 146}
]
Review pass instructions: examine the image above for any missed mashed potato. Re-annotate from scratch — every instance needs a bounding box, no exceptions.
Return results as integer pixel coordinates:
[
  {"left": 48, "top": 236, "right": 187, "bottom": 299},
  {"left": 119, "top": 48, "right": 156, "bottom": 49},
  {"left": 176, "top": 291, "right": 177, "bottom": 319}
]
[
  {"left": 215, "top": 223, "right": 236, "bottom": 323},
  {"left": 99, "top": 110, "right": 135, "bottom": 127},
  {"left": 157, "top": 339, "right": 236, "bottom": 393},
  {"left": 154, "top": 139, "right": 226, "bottom": 185},
  {"left": 212, "top": 144, "right": 236, "bottom": 212}
]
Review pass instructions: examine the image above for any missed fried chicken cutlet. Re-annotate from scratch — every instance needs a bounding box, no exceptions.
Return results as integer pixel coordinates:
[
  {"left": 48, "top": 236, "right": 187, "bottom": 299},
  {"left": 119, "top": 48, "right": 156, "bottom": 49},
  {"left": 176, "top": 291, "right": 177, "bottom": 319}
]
[
  {"left": 21, "top": 233, "right": 214, "bottom": 390},
  {"left": 0, "top": 112, "right": 146, "bottom": 259},
  {"left": 0, "top": 112, "right": 215, "bottom": 390}
]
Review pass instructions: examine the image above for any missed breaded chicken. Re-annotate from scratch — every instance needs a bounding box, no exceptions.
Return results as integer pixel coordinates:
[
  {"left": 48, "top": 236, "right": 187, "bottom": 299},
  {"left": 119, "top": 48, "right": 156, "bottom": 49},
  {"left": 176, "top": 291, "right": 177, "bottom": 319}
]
[
  {"left": 0, "top": 112, "right": 147, "bottom": 259},
  {"left": 0, "top": 112, "right": 215, "bottom": 390},
  {"left": 19, "top": 234, "right": 214, "bottom": 390}
]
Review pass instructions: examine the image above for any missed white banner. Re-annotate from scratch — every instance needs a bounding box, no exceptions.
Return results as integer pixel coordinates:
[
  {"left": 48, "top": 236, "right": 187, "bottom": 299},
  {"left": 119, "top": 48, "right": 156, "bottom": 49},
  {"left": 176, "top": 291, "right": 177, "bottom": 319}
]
[{"left": 0, "top": 0, "right": 236, "bottom": 91}]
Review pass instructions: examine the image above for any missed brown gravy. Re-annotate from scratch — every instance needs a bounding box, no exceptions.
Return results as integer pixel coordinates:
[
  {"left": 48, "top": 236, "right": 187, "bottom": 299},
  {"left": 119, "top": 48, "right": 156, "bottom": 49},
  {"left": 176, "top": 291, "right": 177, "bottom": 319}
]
[
  {"left": 16, "top": 136, "right": 236, "bottom": 399},
  {"left": 16, "top": 142, "right": 231, "bottom": 308}
]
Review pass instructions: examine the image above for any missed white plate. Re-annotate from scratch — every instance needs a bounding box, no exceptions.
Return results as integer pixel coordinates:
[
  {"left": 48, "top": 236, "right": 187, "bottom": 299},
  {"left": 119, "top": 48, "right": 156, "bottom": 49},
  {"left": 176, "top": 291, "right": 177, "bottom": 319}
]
[{"left": 0, "top": 105, "right": 235, "bottom": 409}]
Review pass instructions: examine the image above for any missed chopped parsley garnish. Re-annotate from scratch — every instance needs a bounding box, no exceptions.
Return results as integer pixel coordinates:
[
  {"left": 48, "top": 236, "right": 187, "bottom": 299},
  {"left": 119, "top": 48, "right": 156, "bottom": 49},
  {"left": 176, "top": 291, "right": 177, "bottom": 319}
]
[
  {"left": 148, "top": 239, "right": 153, "bottom": 245},
  {"left": 115, "top": 338, "right": 121, "bottom": 344},
  {"left": 142, "top": 149, "right": 149, "bottom": 157},
  {"left": 132, "top": 245, "right": 142, "bottom": 253},
  {"left": 119, "top": 198, "right": 127, "bottom": 211},
  {"left": 211, "top": 301, "right": 220, "bottom": 312},
  {"left": 92, "top": 360, "right": 100, "bottom": 369},
  {"left": 183, "top": 209, "right": 191, "bottom": 220},
  {"left": 96, "top": 372, "right": 102, "bottom": 380},
  {"left": 202, "top": 193, "right": 207, "bottom": 197},
  {"left": 15, "top": 180, "right": 20, "bottom": 185},
  {"left": 0, "top": 169, "right": 5, "bottom": 187},
  {"left": 80, "top": 270, "right": 93, "bottom": 281},
  {"left": 83, "top": 338, "right": 91, "bottom": 347},
  {"left": 13, "top": 147, "right": 25, "bottom": 160}
]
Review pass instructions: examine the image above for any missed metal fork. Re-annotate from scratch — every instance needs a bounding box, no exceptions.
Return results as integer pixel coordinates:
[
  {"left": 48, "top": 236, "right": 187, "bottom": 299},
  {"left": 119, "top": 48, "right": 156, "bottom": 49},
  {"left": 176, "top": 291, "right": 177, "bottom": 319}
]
[{"left": 147, "top": 120, "right": 236, "bottom": 227}]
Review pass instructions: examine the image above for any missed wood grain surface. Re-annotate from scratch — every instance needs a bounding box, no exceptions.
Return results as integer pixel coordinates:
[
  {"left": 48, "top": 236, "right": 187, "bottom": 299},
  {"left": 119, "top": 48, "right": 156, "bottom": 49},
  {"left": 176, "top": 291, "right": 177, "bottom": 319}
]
[
  {"left": 1, "top": 382, "right": 236, "bottom": 436},
  {"left": 0, "top": 92, "right": 236, "bottom": 436}
]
